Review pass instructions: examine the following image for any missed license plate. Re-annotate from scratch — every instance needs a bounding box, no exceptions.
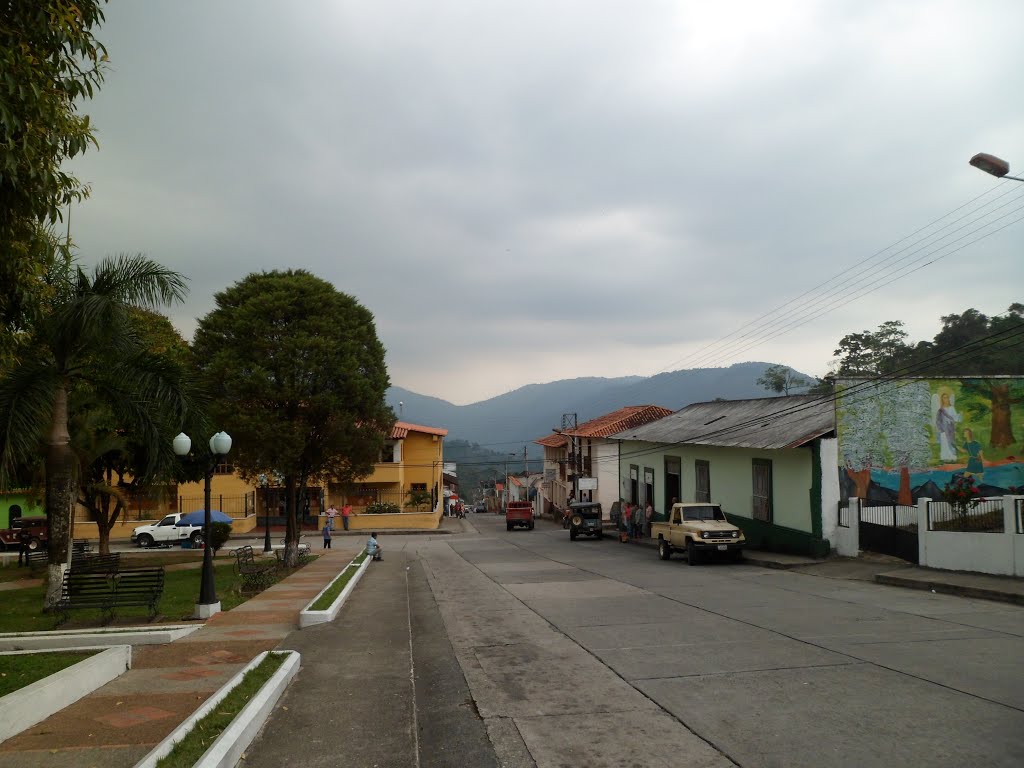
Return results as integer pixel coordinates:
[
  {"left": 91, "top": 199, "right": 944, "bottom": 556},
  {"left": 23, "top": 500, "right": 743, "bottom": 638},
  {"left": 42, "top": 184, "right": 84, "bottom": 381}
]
[{"left": 717, "top": 544, "right": 728, "bottom": 551}]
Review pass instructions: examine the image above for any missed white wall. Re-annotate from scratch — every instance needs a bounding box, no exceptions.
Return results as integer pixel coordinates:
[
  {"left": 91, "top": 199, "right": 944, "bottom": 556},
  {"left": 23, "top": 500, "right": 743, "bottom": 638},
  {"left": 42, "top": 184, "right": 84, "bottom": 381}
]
[
  {"left": 594, "top": 440, "right": 620, "bottom": 519},
  {"left": 819, "top": 437, "right": 841, "bottom": 545},
  {"left": 919, "top": 496, "right": 1024, "bottom": 577}
]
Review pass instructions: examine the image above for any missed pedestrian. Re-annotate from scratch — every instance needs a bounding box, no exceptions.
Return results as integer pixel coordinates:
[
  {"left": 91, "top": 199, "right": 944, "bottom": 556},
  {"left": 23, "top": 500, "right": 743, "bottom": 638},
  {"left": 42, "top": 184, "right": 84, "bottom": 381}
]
[
  {"left": 622, "top": 502, "right": 632, "bottom": 539},
  {"left": 17, "top": 527, "right": 32, "bottom": 567},
  {"left": 322, "top": 521, "right": 332, "bottom": 549},
  {"left": 325, "top": 503, "right": 338, "bottom": 530},
  {"left": 367, "top": 531, "right": 383, "bottom": 561},
  {"left": 341, "top": 503, "right": 352, "bottom": 531},
  {"left": 633, "top": 502, "right": 645, "bottom": 539},
  {"left": 645, "top": 501, "right": 654, "bottom": 537},
  {"left": 610, "top": 500, "right": 622, "bottom": 531}
]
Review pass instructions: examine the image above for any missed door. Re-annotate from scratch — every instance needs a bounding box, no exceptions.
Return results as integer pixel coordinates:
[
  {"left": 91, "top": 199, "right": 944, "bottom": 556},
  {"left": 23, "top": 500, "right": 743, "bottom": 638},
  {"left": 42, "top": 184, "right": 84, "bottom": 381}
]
[
  {"left": 695, "top": 460, "right": 710, "bottom": 503},
  {"left": 752, "top": 460, "right": 772, "bottom": 522},
  {"left": 665, "top": 457, "right": 681, "bottom": 517}
]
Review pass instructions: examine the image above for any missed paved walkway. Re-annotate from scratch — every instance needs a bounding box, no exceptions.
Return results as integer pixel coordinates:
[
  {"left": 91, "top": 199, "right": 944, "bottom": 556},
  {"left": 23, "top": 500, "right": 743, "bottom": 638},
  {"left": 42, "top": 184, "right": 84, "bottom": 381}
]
[{"left": 0, "top": 544, "right": 362, "bottom": 768}]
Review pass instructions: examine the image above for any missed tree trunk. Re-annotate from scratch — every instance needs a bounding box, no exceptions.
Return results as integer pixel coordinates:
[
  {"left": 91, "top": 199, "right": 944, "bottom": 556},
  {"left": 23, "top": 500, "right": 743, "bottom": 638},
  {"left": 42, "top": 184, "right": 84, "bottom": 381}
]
[
  {"left": 989, "top": 383, "right": 1016, "bottom": 449},
  {"left": 847, "top": 467, "right": 872, "bottom": 499},
  {"left": 283, "top": 474, "right": 298, "bottom": 567},
  {"left": 897, "top": 465, "right": 913, "bottom": 506},
  {"left": 44, "top": 384, "right": 74, "bottom": 610}
]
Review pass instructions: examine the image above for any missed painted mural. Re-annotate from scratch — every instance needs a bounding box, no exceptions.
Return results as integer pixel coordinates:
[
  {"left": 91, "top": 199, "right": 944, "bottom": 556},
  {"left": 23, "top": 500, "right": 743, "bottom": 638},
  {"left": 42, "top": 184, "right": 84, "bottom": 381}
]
[{"left": 836, "top": 377, "right": 1024, "bottom": 504}]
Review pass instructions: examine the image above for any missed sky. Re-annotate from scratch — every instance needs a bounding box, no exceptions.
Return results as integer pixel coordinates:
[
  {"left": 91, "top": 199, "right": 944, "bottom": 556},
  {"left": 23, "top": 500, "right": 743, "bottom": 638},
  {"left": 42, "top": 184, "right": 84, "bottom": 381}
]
[{"left": 67, "top": 1, "right": 1024, "bottom": 405}]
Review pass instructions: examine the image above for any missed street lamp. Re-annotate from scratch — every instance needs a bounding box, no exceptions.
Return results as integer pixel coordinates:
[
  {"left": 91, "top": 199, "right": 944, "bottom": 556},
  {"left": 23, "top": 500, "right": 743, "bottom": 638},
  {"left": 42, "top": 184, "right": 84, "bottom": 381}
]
[
  {"left": 258, "top": 473, "right": 272, "bottom": 553},
  {"left": 969, "top": 152, "right": 1024, "bottom": 182},
  {"left": 173, "top": 430, "right": 233, "bottom": 619}
]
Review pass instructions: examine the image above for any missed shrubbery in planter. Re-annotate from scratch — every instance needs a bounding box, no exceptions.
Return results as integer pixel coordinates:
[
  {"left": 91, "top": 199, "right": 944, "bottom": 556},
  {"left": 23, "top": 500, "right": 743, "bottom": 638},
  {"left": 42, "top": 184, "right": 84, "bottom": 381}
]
[
  {"left": 366, "top": 502, "right": 400, "bottom": 514},
  {"left": 210, "top": 522, "right": 233, "bottom": 551}
]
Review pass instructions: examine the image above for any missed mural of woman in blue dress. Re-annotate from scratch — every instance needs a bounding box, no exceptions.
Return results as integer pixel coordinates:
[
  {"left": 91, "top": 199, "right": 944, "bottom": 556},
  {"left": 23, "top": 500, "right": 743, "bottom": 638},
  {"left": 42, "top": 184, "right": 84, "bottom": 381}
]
[{"left": 962, "top": 428, "right": 984, "bottom": 479}]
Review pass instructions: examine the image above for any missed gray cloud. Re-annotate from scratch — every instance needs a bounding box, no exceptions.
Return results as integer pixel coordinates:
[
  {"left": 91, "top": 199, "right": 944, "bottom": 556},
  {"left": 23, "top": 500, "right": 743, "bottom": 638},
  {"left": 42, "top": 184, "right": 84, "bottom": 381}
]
[{"left": 68, "top": 1, "right": 1024, "bottom": 405}]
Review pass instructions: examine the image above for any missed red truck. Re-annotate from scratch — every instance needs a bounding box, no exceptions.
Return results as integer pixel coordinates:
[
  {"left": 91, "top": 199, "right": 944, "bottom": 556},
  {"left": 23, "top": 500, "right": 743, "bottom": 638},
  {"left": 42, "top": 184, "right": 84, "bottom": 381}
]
[
  {"left": 506, "top": 501, "right": 534, "bottom": 531},
  {"left": 0, "top": 516, "right": 48, "bottom": 552}
]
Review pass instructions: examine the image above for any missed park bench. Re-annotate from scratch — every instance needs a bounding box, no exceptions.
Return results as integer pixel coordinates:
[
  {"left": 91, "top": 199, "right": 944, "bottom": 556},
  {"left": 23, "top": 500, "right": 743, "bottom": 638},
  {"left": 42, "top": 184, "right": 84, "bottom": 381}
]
[
  {"left": 72, "top": 552, "right": 121, "bottom": 574},
  {"left": 55, "top": 566, "right": 165, "bottom": 625},
  {"left": 279, "top": 535, "right": 311, "bottom": 556},
  {"left": 233, "top": 545, "right": 277, "bottom": 591},
  {"left": 72, "top": 539, "right": 92, "bottom": 554}
]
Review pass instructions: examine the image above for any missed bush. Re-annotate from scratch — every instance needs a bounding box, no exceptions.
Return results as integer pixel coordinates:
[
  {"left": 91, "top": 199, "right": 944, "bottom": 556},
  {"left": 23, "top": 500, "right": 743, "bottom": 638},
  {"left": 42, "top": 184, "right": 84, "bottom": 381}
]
[
  {"left": 210, "top": 522, "right": 232, "bottom": 552},
  {"left": 366, "top": 502, "right": 400, "bottom": 515}
]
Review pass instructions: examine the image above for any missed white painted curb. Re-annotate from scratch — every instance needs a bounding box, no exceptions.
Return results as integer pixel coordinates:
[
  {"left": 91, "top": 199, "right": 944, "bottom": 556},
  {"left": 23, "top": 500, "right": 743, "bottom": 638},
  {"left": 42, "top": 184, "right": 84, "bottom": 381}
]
[
  {"left": 0, "top": 645, "right": 131, "bottom": 744},
  {"left": 134, "top": 650, "right": 300, "bottom": 768},
  {"left": 298, "top": 555, "right": 371, "bottom": 628},
  {"left": 0, "top": 624, "right": 199, "bottom": 651}
]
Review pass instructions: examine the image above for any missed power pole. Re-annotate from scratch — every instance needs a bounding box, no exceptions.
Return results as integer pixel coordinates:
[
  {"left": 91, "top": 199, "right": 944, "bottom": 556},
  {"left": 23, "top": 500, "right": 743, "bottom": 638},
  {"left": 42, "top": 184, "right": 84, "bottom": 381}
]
[{"left": 561, "top": 413, "right": 578, "bottom": 499}]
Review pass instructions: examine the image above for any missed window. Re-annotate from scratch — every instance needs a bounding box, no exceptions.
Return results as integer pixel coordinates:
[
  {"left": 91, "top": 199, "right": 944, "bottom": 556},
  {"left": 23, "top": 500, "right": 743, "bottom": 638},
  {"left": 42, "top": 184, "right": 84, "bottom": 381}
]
[
  {"left": 213, "top": 460, "right": 234, "bottom": 475},
  {"left": 752, "top": 459, "right": 773, "bottom": 522},
  {"left": 695, "top": 460, "right": 710, "bottom": 503},
  {"left": 664, "top": 457, "right": 681, "bottom": 512},
  {"left": 629, "top": 465, "right": 639, "bottom": 505},
  {"left": 411, "top": 483, "right": 426, "bottom": 492},
  {"left": 381, "top": 442, "right": 400, "bottom": 463}
]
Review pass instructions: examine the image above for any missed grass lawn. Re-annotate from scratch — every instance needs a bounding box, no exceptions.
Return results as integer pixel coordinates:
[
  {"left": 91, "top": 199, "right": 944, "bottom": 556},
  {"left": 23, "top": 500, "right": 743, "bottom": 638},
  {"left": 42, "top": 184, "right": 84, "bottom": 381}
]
[
  {"left": 156, "top": 652, "right": 287, "bottom": 768},
  {"left": 309, "top": 552, "right": 368, "bottom": 611},
  {"left": 0, "top": 563, "right": 251, "bottom": 633},
  {"left": 0, "top": 651, "right": 97, "bottom": 698}
]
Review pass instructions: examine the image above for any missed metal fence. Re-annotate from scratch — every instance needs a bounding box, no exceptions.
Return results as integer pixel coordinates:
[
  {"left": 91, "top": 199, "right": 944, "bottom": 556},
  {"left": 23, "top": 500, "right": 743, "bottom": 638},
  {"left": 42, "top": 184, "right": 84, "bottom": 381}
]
[
  {"left": 837, "top": 501, "right": 850, "bottom": 528},
  {"left": 926, "top": 497, "right": 1005, "bottom": 533},
  {"left": 859, "top": 502, "right": 918, "bottom": 528},
  {"left": 336, "top": 490, "right": 433, "bottom": 513},
  {"left": 176, "top": 493, "right": 256, "bottom": 519}
]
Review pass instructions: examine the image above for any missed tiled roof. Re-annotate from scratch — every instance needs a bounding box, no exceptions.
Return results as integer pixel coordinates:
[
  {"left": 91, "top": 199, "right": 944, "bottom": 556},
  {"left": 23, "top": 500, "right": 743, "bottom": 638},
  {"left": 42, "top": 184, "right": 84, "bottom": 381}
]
[
  {"left": 390, "top": 421, "right": 449, "bottom": 439},
  {"left": 610, "top": 396, "right": 834, "bottom": 450},
  {"left": 534, "top": 405, "right": 674, "bottom": 447}
]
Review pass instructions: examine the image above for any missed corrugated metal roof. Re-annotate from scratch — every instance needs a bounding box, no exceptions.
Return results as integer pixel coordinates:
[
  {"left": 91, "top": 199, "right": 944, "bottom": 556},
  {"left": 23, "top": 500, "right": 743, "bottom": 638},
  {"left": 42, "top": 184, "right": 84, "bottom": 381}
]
[
  {"left": 534, "top": 405, "right": 673, "bottom": 447},
  {"left": 610, "top": 395, "right": 834, "bottom": 450}
]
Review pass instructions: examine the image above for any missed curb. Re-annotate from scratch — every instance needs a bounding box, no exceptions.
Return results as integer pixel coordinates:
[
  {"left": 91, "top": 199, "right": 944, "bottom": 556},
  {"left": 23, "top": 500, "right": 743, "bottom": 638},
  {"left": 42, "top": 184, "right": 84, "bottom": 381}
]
[
  {"left": 0, "top": 645, "right": 131, "bottom": 744},
  {"left": 0, "top": 624, "right": 199, "bottom": 652},
  {"left": 299, "top": 555, "right": 372, "bottom": 628},
  {"left": 874, "top": 573, "right": 1024, "bottom": 606},
  {"left": 134, "top": 650, "right": 300, "bottom": 768}
]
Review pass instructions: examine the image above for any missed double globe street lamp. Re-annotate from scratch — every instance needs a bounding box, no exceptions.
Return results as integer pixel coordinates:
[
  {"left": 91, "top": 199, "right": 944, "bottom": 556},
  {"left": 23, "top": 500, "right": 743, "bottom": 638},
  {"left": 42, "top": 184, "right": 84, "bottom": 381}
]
[{"left": 173, "top": 430, "right": 233, "bottom": 619}]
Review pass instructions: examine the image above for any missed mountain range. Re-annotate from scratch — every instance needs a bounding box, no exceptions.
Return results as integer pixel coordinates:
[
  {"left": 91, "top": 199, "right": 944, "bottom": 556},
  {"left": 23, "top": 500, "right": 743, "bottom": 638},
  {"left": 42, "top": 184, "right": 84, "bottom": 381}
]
[{"left": 386, "top": 362, "right": 800, "bottom": 455}]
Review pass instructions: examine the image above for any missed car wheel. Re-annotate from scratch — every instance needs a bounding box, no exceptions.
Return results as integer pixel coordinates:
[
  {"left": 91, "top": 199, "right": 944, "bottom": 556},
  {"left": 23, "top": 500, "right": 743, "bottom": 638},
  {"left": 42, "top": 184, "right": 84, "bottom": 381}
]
[
  {"left": 569, "top": 529, "right": 577, "bottom": 541},
  {"left": 137, "top": 533, "right": 154, "bottom": 549},
  {"left": 658, "top": 539, "right": 671, "bottom": 560},
  {"left": 190, "top": 530, "right": 204, "bottom": 545},
  {"left": 506, "top": 523, "right": 512, "bottom": 531},
  {"left": 686, "top": 539, "right": 699, "bottom": 566},
  {"left": 27, "top": 537, "right": 41, "bottom": 552}
]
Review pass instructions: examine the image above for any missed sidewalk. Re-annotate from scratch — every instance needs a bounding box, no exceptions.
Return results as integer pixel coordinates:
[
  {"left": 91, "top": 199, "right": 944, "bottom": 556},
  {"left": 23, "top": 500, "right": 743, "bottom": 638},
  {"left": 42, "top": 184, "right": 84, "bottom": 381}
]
[
  {"left": 0, "top": 544, "right": 362, "bottom": 768},
  {"left": 624, "top": 530, "right": 1024, "bottom": 605}
]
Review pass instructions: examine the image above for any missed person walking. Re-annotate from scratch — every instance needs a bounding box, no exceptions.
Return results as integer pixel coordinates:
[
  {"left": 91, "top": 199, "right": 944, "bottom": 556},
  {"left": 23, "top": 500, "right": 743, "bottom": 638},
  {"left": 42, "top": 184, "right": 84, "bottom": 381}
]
[
  {"left": 645, "top": 501, "right": 654, "bottom": 538},
  {"left": 341, "top": 503, "right": 352, "bottom": 531},
  {"left": 322, "top": 521, "right": 332, "bottom": 549},
  {"left": 17, "top": 528, "right": 31, "bottom": 567},
  {"left": 633, "top": 502, "right": 645, "bottom": 539},
  {"left": 622, "top": 502, "right": 633, "bottom": 539}
]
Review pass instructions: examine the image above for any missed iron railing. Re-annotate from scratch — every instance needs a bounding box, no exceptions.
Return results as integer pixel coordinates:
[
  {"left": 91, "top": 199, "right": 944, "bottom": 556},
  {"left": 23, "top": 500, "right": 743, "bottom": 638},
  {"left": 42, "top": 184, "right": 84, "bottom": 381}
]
[
  {"left": 837, "top": 501, "right": 850, "bottom": 528},
  {"left": 926, "top": 497, "right": 1005, "bottom": 533},
  {"left": 859, "top": 502, "right": 918, "bottom": 528}
]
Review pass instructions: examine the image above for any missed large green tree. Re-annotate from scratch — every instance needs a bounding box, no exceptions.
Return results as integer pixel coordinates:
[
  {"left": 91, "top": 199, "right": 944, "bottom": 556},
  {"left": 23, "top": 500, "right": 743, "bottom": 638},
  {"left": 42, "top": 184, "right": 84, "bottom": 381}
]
[
  {"left": 756, "top": 364, "right": 812, "bottom": 395},
  {"left": 192, "top": 270, "right": 394, "bottom": 566},
  {"left": 0, "top": 254, "right": 192, "bottom": 607},
  {"left": 0, "top": 1, "right": 108, "bottom": 341}
]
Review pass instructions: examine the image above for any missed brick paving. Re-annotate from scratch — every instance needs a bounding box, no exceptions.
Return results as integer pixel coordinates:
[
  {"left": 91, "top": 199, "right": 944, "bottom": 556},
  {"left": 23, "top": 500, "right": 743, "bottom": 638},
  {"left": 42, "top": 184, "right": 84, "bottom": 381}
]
[{"left": 0, "top": 544, "right": 361, "bottom": 768}]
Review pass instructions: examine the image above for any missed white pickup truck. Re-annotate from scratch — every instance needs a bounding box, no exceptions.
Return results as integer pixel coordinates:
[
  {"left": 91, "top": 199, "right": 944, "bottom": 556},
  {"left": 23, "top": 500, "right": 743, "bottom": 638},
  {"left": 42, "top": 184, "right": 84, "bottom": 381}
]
[{"left": 131, "top": 513, "right": 204, "bottom": 548}]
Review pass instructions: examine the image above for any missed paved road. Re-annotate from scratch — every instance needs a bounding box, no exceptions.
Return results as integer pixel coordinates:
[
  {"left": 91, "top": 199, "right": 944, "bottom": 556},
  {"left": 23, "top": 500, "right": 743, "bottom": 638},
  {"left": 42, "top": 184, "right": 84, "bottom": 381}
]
[{"left": 251, "top": 513, "right": 1024, "bottom": 767}]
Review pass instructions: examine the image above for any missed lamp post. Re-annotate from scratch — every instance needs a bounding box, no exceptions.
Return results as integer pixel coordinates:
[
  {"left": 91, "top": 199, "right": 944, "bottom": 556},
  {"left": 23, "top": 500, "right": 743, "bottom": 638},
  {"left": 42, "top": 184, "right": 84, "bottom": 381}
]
[
  {"left": 969, "top": 152, "right": 1024, "bottom": 182},
  {"left": 173, "top": 430, "right": 233, "bottom": 619},
  {"left": 259, "top": 473, "right": 272, "bottom": 553}
]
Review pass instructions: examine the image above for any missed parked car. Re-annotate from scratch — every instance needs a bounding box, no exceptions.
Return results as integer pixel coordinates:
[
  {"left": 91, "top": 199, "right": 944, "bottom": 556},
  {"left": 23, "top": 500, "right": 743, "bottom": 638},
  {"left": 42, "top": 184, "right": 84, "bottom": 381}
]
[
  {"left": 131, "top": 513, "right": 203, "bottom": 548},
  {"left": 0, "top": 516, "right": 48, "bottom": 552},
  {"left": 650, "top": 503, "right": 745, "bottom": 565},
  {"left": 567, "top": 502, "right": 603, "bottom": 541},
  {"left": 506, "top": 501, "right": 534, "bottom": 531}
]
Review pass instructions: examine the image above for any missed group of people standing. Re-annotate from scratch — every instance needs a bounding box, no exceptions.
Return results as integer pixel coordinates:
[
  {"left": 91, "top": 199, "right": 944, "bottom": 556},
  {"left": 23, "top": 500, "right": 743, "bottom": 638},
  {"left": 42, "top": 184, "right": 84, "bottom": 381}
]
[{"left": 612, "top": 500, "right": 654, "bottom": 540}]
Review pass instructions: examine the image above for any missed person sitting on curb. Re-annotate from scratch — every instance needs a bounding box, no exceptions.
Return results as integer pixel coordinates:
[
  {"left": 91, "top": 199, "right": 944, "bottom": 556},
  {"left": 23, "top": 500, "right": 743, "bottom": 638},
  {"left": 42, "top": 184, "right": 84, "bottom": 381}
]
[{"left": 366, "top": 531, "right": 383, "bottom": 561}]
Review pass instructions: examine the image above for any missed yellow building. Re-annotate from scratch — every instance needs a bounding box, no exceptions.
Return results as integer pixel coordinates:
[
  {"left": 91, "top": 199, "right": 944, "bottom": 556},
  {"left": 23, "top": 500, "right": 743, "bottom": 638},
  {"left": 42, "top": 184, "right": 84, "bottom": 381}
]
[{"left": 325, "top": 421, "right": 448, "bottom": 530}]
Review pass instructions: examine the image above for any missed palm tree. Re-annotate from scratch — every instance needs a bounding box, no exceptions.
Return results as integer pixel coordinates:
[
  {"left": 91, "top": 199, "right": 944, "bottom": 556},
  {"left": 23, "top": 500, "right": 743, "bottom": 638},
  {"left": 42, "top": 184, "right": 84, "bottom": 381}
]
[{"left": 0, "top": 253, "right": 191, "bottom": 607}]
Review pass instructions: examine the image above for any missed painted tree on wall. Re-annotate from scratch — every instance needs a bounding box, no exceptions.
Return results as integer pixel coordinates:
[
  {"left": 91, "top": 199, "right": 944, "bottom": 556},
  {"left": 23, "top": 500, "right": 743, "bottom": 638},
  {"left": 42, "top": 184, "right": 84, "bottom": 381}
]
[
  {"left": 836, "top": 381, "right": 883, "bottom": 498},
  {"left": 878, "top": 380, "right": 932, "bottom": 504},
  {"left": 958, "top": 379, "right": 1023, "bottom": 451}
]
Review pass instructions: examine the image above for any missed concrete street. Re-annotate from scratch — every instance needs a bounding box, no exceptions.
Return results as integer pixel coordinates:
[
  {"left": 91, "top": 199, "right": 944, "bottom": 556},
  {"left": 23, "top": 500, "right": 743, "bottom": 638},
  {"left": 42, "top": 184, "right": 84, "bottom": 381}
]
[{"left": 247, "top": 513, "right": 1024, "bottom": 767}]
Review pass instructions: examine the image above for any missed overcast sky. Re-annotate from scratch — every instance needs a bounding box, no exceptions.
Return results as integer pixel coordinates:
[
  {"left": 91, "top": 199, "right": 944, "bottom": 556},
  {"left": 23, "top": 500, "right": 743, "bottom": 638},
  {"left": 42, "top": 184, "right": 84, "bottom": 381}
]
[{"left": 68, "top": 1, "right": 1024, "bottom": 405}]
